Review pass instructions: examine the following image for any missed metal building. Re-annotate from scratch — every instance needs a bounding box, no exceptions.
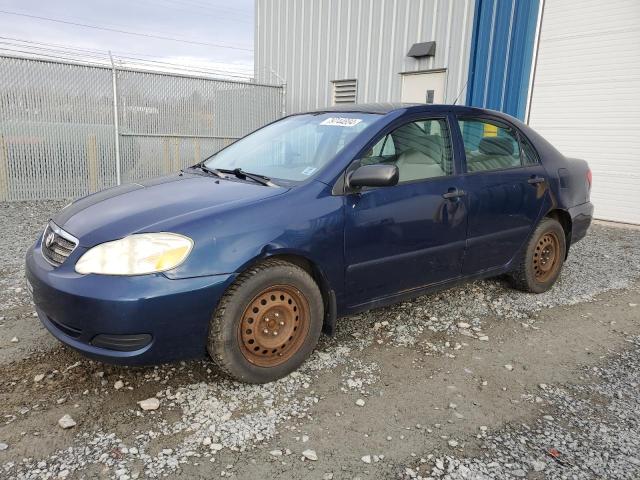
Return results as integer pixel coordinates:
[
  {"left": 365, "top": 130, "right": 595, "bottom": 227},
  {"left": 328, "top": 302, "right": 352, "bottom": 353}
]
[
  {"left": 255, "top": 0, "right": 477, "bottom": 112},
  {"left": 255, "top": 0, "right": 640, "bottom": 224}
]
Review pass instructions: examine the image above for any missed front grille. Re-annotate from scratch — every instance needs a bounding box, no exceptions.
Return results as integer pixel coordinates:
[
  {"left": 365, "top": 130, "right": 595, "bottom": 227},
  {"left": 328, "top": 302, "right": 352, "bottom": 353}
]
[{"left": 41, "top": 222, "right": 78, "bottom": 267}]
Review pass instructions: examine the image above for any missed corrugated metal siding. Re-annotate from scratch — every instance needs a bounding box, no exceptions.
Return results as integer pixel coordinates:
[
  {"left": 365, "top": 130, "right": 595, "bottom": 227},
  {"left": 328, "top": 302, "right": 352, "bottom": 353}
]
[
  {"left": 528, "top": 0, "right": 640, "bottom": 224},
  {"left": 255, "top": 0, "right": 476, "bottom": 113},
  {"left": 466, "top": 0, "right": 540, "bottom": 120}
]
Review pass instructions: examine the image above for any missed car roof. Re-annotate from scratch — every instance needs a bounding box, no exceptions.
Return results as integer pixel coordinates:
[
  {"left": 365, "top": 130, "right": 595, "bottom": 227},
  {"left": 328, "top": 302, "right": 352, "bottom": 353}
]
[
  {"left": 310, "top": 102, "right": 422, "bottom": 114},
  {"left": 309, "top": 102, "right": 503, "bottom": 117}
]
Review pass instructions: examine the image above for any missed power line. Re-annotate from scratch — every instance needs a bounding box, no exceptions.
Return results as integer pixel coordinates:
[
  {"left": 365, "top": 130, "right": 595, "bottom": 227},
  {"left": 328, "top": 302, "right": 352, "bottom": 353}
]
[
  {"left": 154, "top": 0, "right": 252, "bottom": 16},
  {"left": 0, "top": 37, "right": 253, "bottom": 81},
  {"left": 0, "top": 40, "right": 111, "bottom": 59},
  {"left": 116, "top": 55, "right": 252, "bottom": 78},
  {"left": 0, "top": 47, "right": 114, "bottom": 68},
  {"left": 0, "top": 46, "right": 255, "bottom": 81},
  {"left": 0, "top": 36, "right": 254, "bottom": 76},
  {"left": 0, "top": 10, "right": 253, "bottom": 52},
  {"left": 0, "top": 36, "right": 109, "bottom": 56},
  {"left": 141, "top": 0, "right": 252, "bottom": 23},
  {"left": 0, "top": 46, "right": 254, "bottom": 80}
]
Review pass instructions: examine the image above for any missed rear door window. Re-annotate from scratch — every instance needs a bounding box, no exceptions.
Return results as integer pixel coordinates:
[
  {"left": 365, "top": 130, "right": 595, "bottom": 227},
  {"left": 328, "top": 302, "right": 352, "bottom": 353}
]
[{"left": 457, "top": 118, "right": 522, "bottom": 172}]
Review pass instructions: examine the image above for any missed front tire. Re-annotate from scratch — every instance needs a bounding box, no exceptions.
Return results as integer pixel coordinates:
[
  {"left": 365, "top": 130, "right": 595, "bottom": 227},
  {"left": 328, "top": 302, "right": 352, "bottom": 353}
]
[
  {"left": 208, "top": 259, "right": 323, "bottom": 383},
  {"left": 509, "top": 217, "right": 566, "bottom": 293}
]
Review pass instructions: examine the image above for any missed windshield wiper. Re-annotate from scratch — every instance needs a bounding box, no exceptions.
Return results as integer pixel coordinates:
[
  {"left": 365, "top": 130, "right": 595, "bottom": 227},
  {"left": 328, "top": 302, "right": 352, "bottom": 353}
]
[
  {"left": 196, "top": 164, "right": 225, "bottom": 178},
  {"left": 196, "top": 164, "right": 276, "bottom": 187},
  {"left": 230, "top": 168, "right": 275, "bottom": 187},
  {"left": 214, "top": 168, "right": 275, "bottom": 187}
]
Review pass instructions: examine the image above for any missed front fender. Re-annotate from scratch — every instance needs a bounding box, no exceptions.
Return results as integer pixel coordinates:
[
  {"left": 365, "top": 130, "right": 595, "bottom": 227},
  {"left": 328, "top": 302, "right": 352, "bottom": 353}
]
[{"left": 163, "top": 181, "right": 346, "bottom": 300}]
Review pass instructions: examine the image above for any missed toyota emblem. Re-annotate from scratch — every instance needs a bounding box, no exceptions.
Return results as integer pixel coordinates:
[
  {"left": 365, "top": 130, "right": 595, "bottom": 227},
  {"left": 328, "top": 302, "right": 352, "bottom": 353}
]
[{"left": 45, "top": 231, "right": 55, "bottom": 248}]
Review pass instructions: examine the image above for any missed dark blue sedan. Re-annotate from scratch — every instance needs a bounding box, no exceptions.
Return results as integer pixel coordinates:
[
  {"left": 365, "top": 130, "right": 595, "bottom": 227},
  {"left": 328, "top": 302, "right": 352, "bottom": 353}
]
[{"left": 26, "top": 104, "right": 593, "bottom": 383}]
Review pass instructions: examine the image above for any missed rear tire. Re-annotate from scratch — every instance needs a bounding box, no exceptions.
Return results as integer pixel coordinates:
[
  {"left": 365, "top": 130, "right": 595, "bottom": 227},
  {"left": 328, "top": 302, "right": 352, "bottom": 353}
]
[
  {"left": 509, "top": 217, "right": 566, "bottom": 293},
  {"left": 207, "top": 259, "right": 323, "bottom": 383}
]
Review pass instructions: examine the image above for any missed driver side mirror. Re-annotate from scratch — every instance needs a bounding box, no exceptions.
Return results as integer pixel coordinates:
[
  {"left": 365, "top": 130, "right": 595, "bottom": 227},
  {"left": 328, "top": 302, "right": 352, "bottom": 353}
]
[{"left": 348, "top": 164, "right": 399, "bottom": 188}]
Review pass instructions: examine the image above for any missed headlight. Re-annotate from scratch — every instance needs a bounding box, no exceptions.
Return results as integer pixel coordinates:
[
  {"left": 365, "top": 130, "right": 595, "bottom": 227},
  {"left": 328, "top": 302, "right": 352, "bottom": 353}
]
[{"left": 75, "top": 233, "right": 193, "bottom": 275}]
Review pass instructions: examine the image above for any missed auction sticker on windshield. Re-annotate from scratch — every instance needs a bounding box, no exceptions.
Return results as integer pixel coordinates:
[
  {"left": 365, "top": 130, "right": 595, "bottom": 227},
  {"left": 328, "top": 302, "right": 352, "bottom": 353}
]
[{"left": 320, "top": 117, "right": 363, "bottom": 127}]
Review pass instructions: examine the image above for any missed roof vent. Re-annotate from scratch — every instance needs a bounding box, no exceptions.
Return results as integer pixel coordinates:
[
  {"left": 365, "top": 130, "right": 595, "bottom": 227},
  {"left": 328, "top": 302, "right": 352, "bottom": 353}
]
[
  {"left": 407, "top": 41, "right": 436, "bottom": 58},
  {"left": 332, "top": 79, "right": 357, "bottom": 104}
]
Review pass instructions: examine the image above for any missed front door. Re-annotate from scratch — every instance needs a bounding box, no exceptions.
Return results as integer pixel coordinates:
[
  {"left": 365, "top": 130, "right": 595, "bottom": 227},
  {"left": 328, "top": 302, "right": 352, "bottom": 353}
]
[
  {"left": 401, "top": 71, "right": 447, "bottom": 104},
  {"left": 344, "top": 117, "right": 467, "bottom": 307},
  {"left": 455, "top": 117, "right": 550, "bottom": 274}
]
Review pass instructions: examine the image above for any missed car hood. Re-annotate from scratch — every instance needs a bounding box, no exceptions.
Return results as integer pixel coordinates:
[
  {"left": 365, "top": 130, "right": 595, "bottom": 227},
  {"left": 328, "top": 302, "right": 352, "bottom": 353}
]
[{"left": 53, "top": 172, "right": 288, "bottom": 246}]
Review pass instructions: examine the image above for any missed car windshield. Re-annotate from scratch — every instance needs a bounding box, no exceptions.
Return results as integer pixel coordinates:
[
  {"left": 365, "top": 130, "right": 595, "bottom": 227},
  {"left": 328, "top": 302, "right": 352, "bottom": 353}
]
[{"left": 203, "top": 112, "right": 381, "bottom": 183}]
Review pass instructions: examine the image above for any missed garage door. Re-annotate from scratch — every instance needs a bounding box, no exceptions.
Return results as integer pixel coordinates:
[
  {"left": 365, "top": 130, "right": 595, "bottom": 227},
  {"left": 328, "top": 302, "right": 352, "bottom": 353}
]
[{"left": 527, "top": 0, "right": 640, "bottom": 224}]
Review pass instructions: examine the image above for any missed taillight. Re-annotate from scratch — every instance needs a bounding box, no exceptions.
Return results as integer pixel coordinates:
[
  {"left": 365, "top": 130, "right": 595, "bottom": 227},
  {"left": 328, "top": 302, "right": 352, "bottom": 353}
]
[{"left": 586, "top": 169, "right": 592, "bottom": 189}]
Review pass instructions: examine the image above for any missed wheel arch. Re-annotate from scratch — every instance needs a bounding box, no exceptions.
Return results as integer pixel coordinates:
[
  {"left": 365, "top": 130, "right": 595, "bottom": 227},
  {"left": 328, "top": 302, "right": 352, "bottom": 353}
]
[{"left": 545, "top": 208, "right": 572, "bottom": 258}]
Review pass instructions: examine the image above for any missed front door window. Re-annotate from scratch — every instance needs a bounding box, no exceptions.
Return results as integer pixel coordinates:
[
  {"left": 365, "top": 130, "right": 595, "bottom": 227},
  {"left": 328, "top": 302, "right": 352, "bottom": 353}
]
[{"left": 359, "top": 118, "right": 453, "bottom": 183}]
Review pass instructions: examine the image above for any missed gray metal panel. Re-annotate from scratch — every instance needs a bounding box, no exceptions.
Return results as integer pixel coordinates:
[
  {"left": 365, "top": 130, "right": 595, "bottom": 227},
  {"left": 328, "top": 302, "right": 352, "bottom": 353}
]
[
  {"left": 255, "top": 0, "right": 476, "bottom": 113},
  {"left": 0, "top": 55, "right": 283, "bottom": 200}
]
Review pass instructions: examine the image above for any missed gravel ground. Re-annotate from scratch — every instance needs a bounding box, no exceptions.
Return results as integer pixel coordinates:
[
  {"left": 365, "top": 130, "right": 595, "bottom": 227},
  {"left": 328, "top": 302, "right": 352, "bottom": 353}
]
[
  {"left": 413, "top": 336, "right": 640, "bottom": 480},
  {"left": 0, "top": 201, "right": 68, "bottom": 362},
  {"left": 0, "top": 201, "right": 639, "bottom": 480}
]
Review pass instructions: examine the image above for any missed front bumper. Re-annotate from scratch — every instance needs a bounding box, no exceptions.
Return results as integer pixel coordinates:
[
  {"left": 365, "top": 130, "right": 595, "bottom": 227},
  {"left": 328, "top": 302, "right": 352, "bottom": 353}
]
[{"left": 25, "top": 240, "right": 234, "bottom": 365}]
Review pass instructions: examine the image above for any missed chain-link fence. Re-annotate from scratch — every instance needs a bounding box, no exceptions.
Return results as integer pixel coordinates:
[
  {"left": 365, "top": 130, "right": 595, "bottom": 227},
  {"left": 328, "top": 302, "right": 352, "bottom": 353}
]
[{"left": 0, "top": 55, "right": 284, "bottom": 201}]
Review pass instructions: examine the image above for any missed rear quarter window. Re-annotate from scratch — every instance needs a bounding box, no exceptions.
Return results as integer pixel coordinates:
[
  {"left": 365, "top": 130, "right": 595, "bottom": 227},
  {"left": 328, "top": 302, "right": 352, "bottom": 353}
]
[{"left": 519, "top": 134, "right": 540, "bottom": 166}]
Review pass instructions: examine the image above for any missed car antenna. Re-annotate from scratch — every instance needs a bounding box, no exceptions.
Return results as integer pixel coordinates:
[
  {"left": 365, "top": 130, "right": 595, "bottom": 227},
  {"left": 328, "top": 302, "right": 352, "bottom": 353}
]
[{"left": 452, "top": 72, "right": 472, "bottom": 105}]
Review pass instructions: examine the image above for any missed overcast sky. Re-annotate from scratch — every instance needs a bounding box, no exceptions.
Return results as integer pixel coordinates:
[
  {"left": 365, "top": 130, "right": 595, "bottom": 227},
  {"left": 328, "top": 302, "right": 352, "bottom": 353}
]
[{"left": 0, "top": 0, "right": 254, "bottom": 77}]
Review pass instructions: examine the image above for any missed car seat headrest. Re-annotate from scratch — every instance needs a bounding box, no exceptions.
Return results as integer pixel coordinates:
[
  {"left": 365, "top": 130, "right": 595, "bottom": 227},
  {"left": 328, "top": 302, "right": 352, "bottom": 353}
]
[{"left": 478, "top": 136, "right": 514, "bottom": 156}]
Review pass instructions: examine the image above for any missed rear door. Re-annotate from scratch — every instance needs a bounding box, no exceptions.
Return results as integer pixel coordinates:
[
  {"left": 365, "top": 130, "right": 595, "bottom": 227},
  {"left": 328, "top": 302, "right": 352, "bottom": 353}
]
[{"left": 455, "top": 117, "right": 550, "bottom": 274}]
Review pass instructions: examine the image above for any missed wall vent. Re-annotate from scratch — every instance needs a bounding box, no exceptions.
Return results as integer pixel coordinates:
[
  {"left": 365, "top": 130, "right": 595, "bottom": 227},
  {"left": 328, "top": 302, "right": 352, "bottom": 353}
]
[{"left": 332, "top": 79, "right": 357, "bottom": 104}]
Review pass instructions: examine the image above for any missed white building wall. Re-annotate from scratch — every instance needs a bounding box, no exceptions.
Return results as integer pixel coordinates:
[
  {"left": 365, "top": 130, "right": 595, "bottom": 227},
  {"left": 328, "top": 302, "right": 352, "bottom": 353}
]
[
  {"left": 528, "top": 0, "right": 640, "bottom": 224},
  {"left": 255, "top": 0, "right": 476, "bottom": 113}
]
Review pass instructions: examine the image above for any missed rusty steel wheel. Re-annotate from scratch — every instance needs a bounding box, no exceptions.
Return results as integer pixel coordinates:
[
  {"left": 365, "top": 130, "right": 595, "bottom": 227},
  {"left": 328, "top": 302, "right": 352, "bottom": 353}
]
[
  {"left": 208, "top": 259, "right": 323, "bottom": 383},
  {"left": 238, "top": 285, "right": 310, "bottom": 367},
  {"left": 509, "top": 217, "right": 566, "bottom": 294},
  {"left": 533, "top": 231, "right": 560, "bottom": 282}
]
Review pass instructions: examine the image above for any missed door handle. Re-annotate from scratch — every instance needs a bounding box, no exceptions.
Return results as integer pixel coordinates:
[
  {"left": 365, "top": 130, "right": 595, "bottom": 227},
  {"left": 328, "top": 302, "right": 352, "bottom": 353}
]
[
  {"left": 528, "top": 176, "right": 545, "bottom": 185},
  {"left": 442, "top": 189, "right": 466, "bottom": 200}
]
